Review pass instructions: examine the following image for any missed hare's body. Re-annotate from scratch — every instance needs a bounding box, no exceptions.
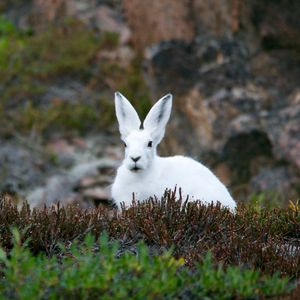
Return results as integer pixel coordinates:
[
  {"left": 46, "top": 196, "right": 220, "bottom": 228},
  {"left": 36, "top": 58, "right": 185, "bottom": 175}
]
[
  {"left": 112, "top": 155, "right": 236, "bottom": 208},
  {"left": 111, "top": 92, "right": 236, "bottom": 211}
]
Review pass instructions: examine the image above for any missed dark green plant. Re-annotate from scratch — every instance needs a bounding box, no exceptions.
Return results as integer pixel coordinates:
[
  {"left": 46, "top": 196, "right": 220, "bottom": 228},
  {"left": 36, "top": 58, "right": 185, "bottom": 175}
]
[{"left": 0, "top": 230, "right": 293, "bottom": 299}]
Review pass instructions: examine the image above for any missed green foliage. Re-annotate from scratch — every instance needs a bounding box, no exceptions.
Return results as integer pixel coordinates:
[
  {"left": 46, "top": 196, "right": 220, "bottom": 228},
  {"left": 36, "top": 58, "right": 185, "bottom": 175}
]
[
  {"left": 0, "top": 18, "right": 108, "bottom": 81},
  {"left": 117, "top": 60, "right": 152, "bottom": 120},
  {"left": 24, "top": 19, "right": 108, "bottom": 79},
  {"left": 0, "top": 16, "right": 108, "bottom": 137},
  {"left": 0, "top": 16, "right": 27, "bottom": 76},
  {"left": 190, "top": 253, "right": 291, "bottom": 299},
  {"left": 0, "top": 16, "right": 151, "bottom": 137},
  {"left": 0, "top": 15, "right": 17, "bottom": 36},
  {"left": 93, "top": 58, "right": 152, "bottom": 119},
  {"left": 248, "top": 191, "right": 284, "bottom": 212},
  {"left": 1, "top": 100, "right": 100, "bottom": 136},
  {"left": 0, "top": 230, "right": 293, "bottom": 299},
  {"left": 1, "top": 193, "right": 300, "bottom": 280}
]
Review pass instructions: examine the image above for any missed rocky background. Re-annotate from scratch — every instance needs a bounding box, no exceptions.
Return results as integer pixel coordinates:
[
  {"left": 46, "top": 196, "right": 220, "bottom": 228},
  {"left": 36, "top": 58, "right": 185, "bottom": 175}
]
[{"left": 0, "top": 0, "right": 300, "bottom": 207}]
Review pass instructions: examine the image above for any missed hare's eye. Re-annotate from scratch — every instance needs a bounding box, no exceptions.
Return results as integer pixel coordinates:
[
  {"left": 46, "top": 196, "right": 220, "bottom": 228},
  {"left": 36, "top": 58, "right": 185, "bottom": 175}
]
[
  {"left": 123, "top": 142, "right": 127, "bottom": 148},
  {"left": 147, "top": 141, "right": 153, "bottom": 148}
]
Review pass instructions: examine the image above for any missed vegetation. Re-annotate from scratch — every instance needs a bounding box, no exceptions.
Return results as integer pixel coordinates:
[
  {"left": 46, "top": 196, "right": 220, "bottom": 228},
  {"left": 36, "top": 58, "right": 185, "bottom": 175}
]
[
  {"left": 0, "top": 229, "right": 293, "bottom": 299},
  {"left": 2, "top": 101, "right": 100, "bottom": 137},
  {"left": 0, "top": 193, "right": 299, "bottom": 298},
  {"left": 0, "top": 16, "right": 151, "bottom": 138}
]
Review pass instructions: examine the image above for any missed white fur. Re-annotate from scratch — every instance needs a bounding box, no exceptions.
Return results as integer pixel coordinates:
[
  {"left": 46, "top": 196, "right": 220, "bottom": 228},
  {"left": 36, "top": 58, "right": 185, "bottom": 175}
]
[{"left": 112, "top": 92, "right": 236, "bottom": 211}]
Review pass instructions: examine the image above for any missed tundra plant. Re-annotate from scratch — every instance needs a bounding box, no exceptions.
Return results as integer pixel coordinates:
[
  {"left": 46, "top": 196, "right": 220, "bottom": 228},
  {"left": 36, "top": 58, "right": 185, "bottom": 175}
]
[{"left": 0, "top": 230, "right": 292, "bottom": 299}]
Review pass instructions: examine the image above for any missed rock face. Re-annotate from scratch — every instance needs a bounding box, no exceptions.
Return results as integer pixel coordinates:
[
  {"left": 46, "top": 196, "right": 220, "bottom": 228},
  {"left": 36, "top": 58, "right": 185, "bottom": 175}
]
[
  {"left": 4, "top": 0, "right": 130, "bottom": 46},
  {"left": 123, "top": 0, "right": 300, "bottom": 51},
  {"left": 144, "top": 36, "right": 300, "bottom": 201},
  {"left": 0, "top": 134, "right": 122, "bottom": 208},
  {"left": 1, "top": 0, "right": 300, "bottom": 205},
  {"left": 123, "top": 0, "right": 195, "bottom": 51},
  {"left": 27, "top": 158, "right": 119, "bottom": 209}
]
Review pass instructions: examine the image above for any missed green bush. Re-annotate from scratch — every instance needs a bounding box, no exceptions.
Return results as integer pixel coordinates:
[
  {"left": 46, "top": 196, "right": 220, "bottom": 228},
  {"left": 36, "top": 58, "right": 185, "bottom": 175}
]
[
  {"left": 0, "top": 18, "right": 105, "bottom": 83},
  {"left": 0, "top": 230, "right": 293, "bottom": 299},
  {"left": 0, "top": 16, "right": 152, "bottom": 137},
  {"left": 3, "top": 101, "right": 100, "bottom": 136}
]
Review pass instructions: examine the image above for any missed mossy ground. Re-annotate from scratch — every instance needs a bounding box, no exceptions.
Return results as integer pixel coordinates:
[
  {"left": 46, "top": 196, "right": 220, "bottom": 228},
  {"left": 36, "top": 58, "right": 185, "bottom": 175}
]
[{"left": 0, "top": 16, "right": 151, "bottom": 138}]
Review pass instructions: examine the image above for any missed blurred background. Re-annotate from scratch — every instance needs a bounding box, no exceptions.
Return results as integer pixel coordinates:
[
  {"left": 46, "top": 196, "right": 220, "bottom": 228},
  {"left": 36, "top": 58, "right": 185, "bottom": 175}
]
[{"left": 0, "top": 0, "right": 299, "bottom": 208}]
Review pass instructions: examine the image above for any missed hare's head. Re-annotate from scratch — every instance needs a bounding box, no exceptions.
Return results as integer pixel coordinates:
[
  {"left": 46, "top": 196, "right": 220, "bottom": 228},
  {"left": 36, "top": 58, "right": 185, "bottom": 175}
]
[{"left": 115, "top": 92, "right": 172, "bottom": 173}]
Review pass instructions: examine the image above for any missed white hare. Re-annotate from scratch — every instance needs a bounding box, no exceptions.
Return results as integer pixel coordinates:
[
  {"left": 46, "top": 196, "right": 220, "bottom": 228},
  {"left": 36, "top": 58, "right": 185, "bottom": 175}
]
[{"left": 111, "top": 92, "right": 236, "bottom": 211}]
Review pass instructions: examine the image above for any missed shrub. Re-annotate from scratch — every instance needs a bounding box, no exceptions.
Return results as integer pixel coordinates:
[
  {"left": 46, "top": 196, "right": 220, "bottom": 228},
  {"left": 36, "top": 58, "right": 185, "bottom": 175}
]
[
  {"left": 0, "top": 230, "right": 293, "bottom": 299},
  {"left": 0, "top": 192, "right": 299, "bottom": 280}
]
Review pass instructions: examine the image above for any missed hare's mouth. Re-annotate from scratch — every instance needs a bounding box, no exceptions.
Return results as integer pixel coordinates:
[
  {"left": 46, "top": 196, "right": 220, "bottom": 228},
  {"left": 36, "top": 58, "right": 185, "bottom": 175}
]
[{"left": 131, "top": 166, "right": 142, "bottom": 172}]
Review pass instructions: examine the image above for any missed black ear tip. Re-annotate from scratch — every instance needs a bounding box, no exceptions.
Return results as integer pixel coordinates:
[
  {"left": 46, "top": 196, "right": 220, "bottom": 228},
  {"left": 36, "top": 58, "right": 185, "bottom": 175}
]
[
  {"left": 115, "top": 92, "right": 126, "bottom": 102},
  {"left": 162, "top": 94, "right": 173, "bottom": 103},
  {"left": 164, "top": 93, "right": 173, "bottom": 99}
]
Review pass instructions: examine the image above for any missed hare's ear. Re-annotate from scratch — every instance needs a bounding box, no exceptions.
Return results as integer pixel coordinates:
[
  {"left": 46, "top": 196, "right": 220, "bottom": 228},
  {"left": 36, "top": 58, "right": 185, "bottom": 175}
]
[
  {"left": 115, "top": 92, "right": 141, "bottom": 139},
  {"left": 143, "top": 94, "right": 172, "bottom": 144}
]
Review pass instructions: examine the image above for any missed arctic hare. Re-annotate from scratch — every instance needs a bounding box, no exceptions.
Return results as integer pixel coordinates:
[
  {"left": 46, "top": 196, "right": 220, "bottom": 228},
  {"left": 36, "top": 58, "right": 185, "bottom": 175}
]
[{"left": 111, "top": 92, "right": 236, "bottom": 211}]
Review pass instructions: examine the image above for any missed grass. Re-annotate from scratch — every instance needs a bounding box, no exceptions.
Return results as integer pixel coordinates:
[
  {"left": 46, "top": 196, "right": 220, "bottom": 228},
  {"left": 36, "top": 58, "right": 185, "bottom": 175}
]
[
  {"left": 1, "top": 101, "right": 101, "bottom": 137},
  {"left": 0, "top": 18, "right": 107, "bottom": 85},
  {"left": 0, "top": 16, "right": 152, "bottom": 138}
]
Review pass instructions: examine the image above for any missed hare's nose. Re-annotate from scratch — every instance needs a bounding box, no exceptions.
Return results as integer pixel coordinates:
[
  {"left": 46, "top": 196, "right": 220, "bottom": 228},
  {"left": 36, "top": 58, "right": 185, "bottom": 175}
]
[{"left": 130, "top": 156, "right": 141, "bottom": 162}]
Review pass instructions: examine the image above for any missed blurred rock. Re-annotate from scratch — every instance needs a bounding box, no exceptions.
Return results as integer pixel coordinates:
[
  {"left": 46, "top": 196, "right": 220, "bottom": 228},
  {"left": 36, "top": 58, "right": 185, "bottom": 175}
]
[
  {"left": 124, "top": 0, "right": 195, "bottom": 51},
  {"left": 123, "top": 0, "right": 300, "bottom": 52},
  {"left": 145, "top": 41, "right": 199, "bottom": 95},
  {"left": 145, "top": 38, "right": 249, "bottom": 96},
  {"left": 27, "top": 158, "right": 119, "bottom": 208},
  {"left": 145, "top": 36, "right": 300, "bottom": 201},
  {"left": 0, "top": 139, "right": 56, "bottom": 194},
  {"left": 41, "top": 81, "right": 95, "bottom": 105},
  {"left": 1, "top": 134, "right": 121, "bottom": 208},
  {"left": 192, "top": 0, "right": 233, "bottom": 36},
  {"left": 79, "top": 5, "right": 131, "bottom": 45},
  {"left": 28, "top": 0, "right": 70, "bottom": 30},
  {"left": 5, "top": 1, "right": 300, "bottom": 53},
  {"left": 97, "top": 46, "right": 135, "bottom": 67},
  {"left": 250, "top": 166, "right": 299, "bottom": 200},
  {"left": 250, "top": 0, "right": 300, "bottom": 50},
  {"left": 271, "top": 105, "right": 300, "bottom": 171},
  {"left": 78, "top": 175, "right": 112, "bottom": 188},
  {"left": 214, "top": 162, "right": 232, "bottom": 186},
  {"left": 12, "top": 0, "right": 131, "bottom": 46},
  {"left": 82, "top": 187, "right": 111, "bottom": 202}
]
